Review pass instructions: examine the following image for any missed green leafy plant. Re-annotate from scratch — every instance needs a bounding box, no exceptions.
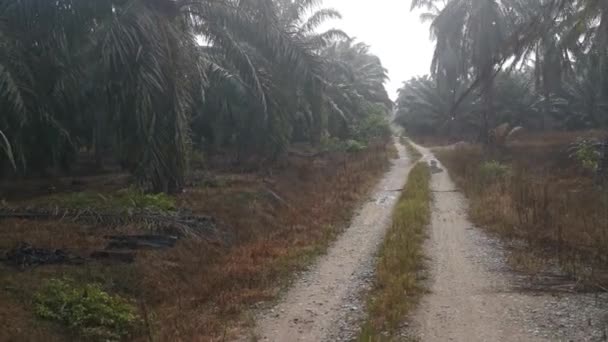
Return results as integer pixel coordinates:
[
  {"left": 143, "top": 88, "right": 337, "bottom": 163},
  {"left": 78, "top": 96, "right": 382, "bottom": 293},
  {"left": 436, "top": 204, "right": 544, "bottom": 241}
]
[
  {"left": 35, "top": 279, "right": 140, "bottom": 341},
  {"left": 344, "top": 139, "right": 367, "bottom": 152},
  {"left": 353, "top": 112, "right": 392, "bottom": 143},
  {"left": 321, "top": 136, "right": 367, "bottom": 153},
  {"left": 569, "top": 138, "right": 601, "bottom": 172},
  {"left": 46, "top": 187, "right": 176, "bottom": 212},
  {"left": 320, "top": 136, "right": 342, "bottom": 152},
  {"left": 479, "top": 161, "right": 510, "bottom": 183},
  {"left": 116, "top": 187, "right": 176, "bottom": 212}
]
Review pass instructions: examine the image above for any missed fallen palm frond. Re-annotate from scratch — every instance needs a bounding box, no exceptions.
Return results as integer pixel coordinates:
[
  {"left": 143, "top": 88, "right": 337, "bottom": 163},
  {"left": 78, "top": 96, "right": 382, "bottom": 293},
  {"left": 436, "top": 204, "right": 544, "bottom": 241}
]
[{"left": 0, "top": 207, "right": 222, "bottom": 242}]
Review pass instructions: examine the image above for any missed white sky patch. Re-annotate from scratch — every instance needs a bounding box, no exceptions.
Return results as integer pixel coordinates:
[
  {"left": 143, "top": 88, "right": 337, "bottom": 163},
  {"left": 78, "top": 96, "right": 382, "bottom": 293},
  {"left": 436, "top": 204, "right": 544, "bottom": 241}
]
[{"left": 320, "top": 0, "right": 435, "bottom": 100}]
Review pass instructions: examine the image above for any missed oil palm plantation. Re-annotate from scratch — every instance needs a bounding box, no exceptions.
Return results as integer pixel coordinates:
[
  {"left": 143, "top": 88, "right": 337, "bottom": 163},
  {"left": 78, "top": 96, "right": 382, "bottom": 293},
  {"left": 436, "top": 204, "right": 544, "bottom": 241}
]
[
  {"left": 0, "top": 0, "right": 392, "bottom": 192},
  {"left": 412, "top": 0, "right": 510, "bottom": 142},
  {"left": 321, "top": 40, "right": 392, "bottom": 138},
  {"left": 404, "top": 0, "right": 608, "bottom": 141}
]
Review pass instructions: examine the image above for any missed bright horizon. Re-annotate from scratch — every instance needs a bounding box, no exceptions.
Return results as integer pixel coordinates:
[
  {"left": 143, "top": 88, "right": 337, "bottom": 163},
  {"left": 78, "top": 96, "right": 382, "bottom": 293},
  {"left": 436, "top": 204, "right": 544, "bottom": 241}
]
[{"left": 321, "top": 0, "right": 435, "bottom": 100}]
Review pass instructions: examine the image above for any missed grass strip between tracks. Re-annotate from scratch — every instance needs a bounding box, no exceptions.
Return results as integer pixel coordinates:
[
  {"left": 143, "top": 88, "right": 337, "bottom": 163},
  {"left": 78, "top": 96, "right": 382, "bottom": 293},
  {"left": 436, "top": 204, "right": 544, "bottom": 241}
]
[{"left": 359, "top": 161, "right": 431, "bottom": 341}]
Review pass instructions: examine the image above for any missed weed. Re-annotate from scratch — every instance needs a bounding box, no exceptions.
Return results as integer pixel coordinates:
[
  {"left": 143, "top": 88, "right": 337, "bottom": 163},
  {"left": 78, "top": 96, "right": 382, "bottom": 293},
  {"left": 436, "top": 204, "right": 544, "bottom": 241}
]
[
  {"left": 43, "top": 187, "right": 175, "bottom": 212},
  {"left": 346, "top": 139, "right": 368, "bottom": 152},
  {"left": 359, "top": 163, "right": 431, "bottom": 340},
  {"left": 321, "top": 137, "right": 368, "bottom": 153},
  {"left": 34, "top": 278, "right": 140, "bottom": 341},
  {"left": 116, "top": 188, "right": 176, "bottom": 212},
  {"left": 569, "top": 138, "right": 602, "bottom": 172},
  {"left": 479, "top": 161, "right": 510, "bottom": 184}
]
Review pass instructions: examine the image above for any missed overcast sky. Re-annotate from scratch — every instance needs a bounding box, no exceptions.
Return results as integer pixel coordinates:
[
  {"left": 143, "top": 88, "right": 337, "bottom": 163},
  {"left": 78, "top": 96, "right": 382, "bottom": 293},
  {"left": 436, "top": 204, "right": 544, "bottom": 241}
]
[{"left": 320, "top": 0, "right": 435, "bottom": 100}]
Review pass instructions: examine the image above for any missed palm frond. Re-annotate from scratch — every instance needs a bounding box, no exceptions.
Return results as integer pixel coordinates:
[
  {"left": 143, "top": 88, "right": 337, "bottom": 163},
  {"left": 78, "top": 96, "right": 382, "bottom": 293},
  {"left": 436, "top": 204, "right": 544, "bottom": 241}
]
[
  {"left": 301, "top": 9, "right": 342, "bottom": 34},
  {"left": 0, "top": 129, "right": 15, "bottom": 170}
]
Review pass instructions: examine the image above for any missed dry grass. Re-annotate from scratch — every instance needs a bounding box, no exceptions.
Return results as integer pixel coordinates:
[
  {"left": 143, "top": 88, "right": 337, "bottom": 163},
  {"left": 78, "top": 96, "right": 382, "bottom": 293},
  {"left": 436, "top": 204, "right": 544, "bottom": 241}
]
[
  {"left": 0, "top": 142, "right": 393, "bottom": 341},
  {"left": 508, "top": 129, "right": 606, "bottom": 148},
  {"left": 435, "top": 132, "right": 608, "bottom": 289},
  {"left": 359, "top": 163, "right": 431, "bottom": 341}
]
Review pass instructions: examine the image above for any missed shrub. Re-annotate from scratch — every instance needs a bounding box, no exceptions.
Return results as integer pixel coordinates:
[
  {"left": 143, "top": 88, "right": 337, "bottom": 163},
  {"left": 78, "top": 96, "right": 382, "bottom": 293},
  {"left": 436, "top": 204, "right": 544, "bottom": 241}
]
[
  {"left": 321, "top": 136, "right": 367, "bottom": 153},
  {"left": 35, "top": 279, "right": 140, "bottom": 341},
  {"left": 345, "top": 139, "right": 367, "bottom": 153},
  {"left": 354, "top": 113, "right": 392, "bottom": 143},
  {"left": 479, "top": 161, "right": 510, "bottom": 184},
  {"left": 116, "top": 187, "right": 176, "bottom": 212},
  {"left": 569, "top": 138, "right": 601, "bottom": 172}
]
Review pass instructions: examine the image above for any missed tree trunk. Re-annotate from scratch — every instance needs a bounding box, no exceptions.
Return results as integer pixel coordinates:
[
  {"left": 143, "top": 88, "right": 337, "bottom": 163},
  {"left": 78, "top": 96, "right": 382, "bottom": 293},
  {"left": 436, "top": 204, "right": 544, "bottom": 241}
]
[
  {"left": 93, "top": 110, "right": 105, "bottom": 170},
  {"left": 480, "top": 67, "right": 494, "bottom": 146},
  {"left": 597, "top": 137, "right": 608, "bottom": 186},
  {"left": 306, "top": 78, "right": 326, "bottom": 146}
]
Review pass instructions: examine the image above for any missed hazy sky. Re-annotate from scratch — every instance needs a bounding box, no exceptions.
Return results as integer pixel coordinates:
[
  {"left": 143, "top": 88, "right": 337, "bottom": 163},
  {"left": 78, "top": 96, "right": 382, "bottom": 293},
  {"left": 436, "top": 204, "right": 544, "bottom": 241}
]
[{"left": 321, "top": 0, "right": 435, "bottom": 100}]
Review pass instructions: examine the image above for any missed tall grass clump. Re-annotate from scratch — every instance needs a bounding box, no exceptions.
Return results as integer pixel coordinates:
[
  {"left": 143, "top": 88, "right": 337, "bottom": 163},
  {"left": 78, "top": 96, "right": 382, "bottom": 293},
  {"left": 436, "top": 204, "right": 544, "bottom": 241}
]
[{"left": 359, "top": 163, "right": 431, "bottom": 341}]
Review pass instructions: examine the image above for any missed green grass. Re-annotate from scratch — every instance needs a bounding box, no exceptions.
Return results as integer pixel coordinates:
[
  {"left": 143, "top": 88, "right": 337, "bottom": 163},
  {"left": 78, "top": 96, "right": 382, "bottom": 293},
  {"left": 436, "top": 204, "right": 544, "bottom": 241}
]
[
  {"left": 358, "top": 163, "right": 431, "bottom": 341},
  {"left": 39, "top": 187, "right": 176, "bottom": 213}
]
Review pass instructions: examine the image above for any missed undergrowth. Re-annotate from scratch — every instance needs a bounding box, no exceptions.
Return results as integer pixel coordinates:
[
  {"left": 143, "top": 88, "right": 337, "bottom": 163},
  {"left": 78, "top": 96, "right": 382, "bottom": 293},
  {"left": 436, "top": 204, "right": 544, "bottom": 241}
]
[
  {"left": 35, "top": 278, "right": 140, "bottom": 341},
  {"left": 0, "top": 140, "right": 393, "bottom": 341},
  {"left": 41, "top": 187, "right": 176, "bottom": 212},
  {"left": 436, "top": 142, "right": 608, "bottom": 288},
  {"left": 359, "top": 162, "right": 431, "bottom": 341},
  {"left": 145, "top": 143, "right": 393, "bottom": 340}
]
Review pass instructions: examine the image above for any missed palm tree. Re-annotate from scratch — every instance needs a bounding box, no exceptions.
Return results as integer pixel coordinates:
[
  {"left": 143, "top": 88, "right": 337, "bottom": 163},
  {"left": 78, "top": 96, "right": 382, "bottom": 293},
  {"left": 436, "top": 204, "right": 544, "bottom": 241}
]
[
  {"left": 0, "top": 0, "right": 394, "bottom": 191},
  {"left": 395, "top": 76, "right": 454, "bottom": 136},
  {"left": 321, "top": 40, "right": 392, "bottom": 138},
  {"left": 0, "top": 0, "right": 323, "bottom": 190},
  {"left": 0, "top": 130, "right": 14, "bottom": 170},
  {"left": 413, "top": 0, "right": 510, "bottom": 143}
]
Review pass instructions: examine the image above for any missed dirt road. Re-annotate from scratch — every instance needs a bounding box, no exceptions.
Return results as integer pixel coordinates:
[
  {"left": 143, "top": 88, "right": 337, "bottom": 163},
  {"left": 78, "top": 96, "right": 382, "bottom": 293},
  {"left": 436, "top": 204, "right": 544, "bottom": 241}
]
[
  {"left": 411, "top": 144, "right": 608, "bottom": 342},
  {"left": 243, "top": 138, "right": 607, "bottom": 342},
  {"left": 243, "top": 137, "right": 414, "bottom": 342}
]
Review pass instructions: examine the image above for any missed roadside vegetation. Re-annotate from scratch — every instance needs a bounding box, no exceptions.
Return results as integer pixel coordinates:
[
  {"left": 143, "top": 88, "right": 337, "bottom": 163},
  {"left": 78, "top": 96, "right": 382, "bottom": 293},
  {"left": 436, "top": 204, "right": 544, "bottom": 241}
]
[
  {"left": 34, "top": 278, "right": 141, "bottom": 341},
  {"left": 436, "top": 132, "right": 608, "bottom": 289},
  {"left": 359, "top": 162, "right": 431, "bottom": 341}
]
